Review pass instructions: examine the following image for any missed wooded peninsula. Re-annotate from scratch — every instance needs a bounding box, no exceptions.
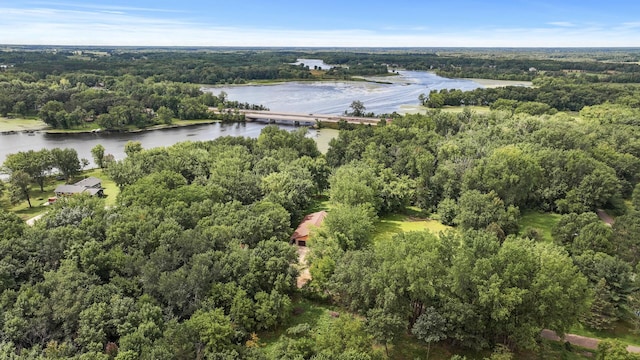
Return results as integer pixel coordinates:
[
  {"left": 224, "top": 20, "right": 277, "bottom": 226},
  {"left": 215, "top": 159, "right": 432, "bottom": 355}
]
[{"left": 1, "top": 47, "right": 640, "bottom": 359}]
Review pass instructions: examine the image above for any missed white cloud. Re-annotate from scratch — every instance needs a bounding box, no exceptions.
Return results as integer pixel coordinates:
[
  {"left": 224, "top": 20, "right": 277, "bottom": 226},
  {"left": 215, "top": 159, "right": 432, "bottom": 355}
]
[
  {"left": 0, "top": 6, "right": 639, "bottom": 47},
  {"left": 548, "top": 21, "right": 576, "bottom": 27},
  {"left": 28, "top": 1, "right": 187, "bottom": 14}
]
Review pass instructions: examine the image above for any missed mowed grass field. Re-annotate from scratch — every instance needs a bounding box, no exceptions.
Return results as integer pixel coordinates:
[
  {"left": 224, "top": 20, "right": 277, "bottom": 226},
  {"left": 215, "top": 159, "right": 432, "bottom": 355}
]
[
  {"left": 518, "top": 210, "right": 562, "bottom": 242},
  {"left": 373, "top": 212, "right": 452, "bottom": 242},
  {"left": 1, "top": 168, "right": 119, "bottom": 220},
  {"left": 0, "top": 117, "right": 48, "bottom": 132},
  {"left": 399, "top": 104, "right": 491, "bottom": 115}
]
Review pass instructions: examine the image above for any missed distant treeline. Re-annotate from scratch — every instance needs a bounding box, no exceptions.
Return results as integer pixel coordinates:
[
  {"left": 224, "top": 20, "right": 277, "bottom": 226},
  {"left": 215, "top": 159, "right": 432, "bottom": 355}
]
[
  {"left": 4, "top": 49, "right": 640, "bottom": 86},
  {"left": 0, "top": 51, "right": 385, "bottom": 84},
  {"left": 422, "top": 76, "right": 640, "bottom": 112},
  {"left": 0, "top": 72, "right": 266, "bottom": 129},
  {"left": 315, "top": 52, "right": 640, "bottom": 82}
]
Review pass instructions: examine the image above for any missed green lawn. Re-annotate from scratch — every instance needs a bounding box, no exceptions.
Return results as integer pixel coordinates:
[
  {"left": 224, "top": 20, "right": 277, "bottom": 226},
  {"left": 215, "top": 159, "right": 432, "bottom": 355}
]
[
  {"left": 399, "top": 105, "right": 492, "bottom": 116},
  {"left": 374, "top": 211, "right": 452, "bottom": 242},
  {"left": 0, "top": 117, "right": 48, "bottom": 132},
  {"left": 1, "top": 179, "right": 61, "bottom": 220},
  {"left": 44, "top": 122, "right": 101, "bottom": 133},
  {"left": 305, "top": 195, "right": 332, "bottom": 214},
  {"left": 2, "top": 168, "right": 119, "bottom": 220},
  {"left": 440, "top": 105, "right": 492, "bottom": 114},
  {"left": 518, "top": 210, "right": 562, "bottom": 242}
]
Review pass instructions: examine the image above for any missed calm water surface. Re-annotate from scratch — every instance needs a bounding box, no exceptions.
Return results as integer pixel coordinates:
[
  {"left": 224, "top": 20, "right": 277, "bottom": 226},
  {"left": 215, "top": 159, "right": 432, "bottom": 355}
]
[
  {"left": 0, "top": 66, "right": 479, "bottom": 166},
  {"left": 0, "top": 123, "right": 337, "bottom": 168},
  {"left": 208, "top": 70, "right": 481, "bottom": 115}
]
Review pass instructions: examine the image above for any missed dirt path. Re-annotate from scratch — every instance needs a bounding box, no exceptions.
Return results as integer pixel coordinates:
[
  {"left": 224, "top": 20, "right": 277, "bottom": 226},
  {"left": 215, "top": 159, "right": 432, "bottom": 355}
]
[
  {"left": 296, "top": 246, "right": 311, "bottom": 288},
  {"left": 26, "top": 213, "right": 45, "bottom": 226},
  {"left": 596, "top": 209, "right": 615, "bottom": 226},
  {"left": 541, "top": 329, "right": 640, "bottom": 353}
]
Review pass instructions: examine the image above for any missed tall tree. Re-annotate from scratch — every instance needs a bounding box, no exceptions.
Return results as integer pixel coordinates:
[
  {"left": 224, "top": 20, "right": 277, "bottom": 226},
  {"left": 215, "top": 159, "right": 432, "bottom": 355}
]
[
  {"left": 124, "top": 141, "right": 143, "bottom": 157},
  {"left": 366, "top": 308, "right": 405, "bottom": 358},
  {"left": 156, "top": 106, "right": 174, "bottom": 125},
  {"left": 3, "top": 149, "right": 53, "bottom": 191},
  {"left": 51, "top": 148, "right": 81, "bottom": 182},
  {"left": 412, "top": 307, "right": 447, "bottom": 360},
  {"left": 347, "top": 100, "right": 366, "bottom": 117},
  {"left": 9, "top": 170, "right": 33, "bottom": 208},
  {"left": 91, "top": 144, "right": 105, "bottom": 169}
]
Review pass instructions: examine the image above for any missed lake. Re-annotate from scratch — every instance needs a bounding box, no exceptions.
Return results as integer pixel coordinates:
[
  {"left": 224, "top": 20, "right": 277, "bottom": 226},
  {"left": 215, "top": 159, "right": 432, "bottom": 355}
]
[
  {"left": 207, "top": 69, "right": 481, "bottom": 115},
  {"left": 0, "top": 64, "right": 481, "bottom": 167},
  {"left": 0, "top": 123, "right": 338, "bottom": 170}
]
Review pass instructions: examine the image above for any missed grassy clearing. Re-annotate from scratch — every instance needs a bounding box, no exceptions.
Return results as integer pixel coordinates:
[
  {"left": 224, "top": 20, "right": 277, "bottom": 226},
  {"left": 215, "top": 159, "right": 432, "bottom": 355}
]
[
  {"left": 44, "top": 122, "right": 102, "bottom": 133},
  {"left": 518, "top": 210, "right": 562, "bottom": 242},
  {"left": 1, "top": 168, "right": 119, "bottom": 220},
  {"left": 466, "top": 78, "right": 533, "bottom": 88},
  {"left": 0, "top": 117, "right": 48, "bottom": 132},
  {"left": 373, "top": 210, "right": 452, "bottom": 242},
  {"left": 259, "top": 297, "right": 336, "bottom": 349},
  {"left": 305, "top": 195, "right": 332, "bottom": 214},
  {"left": 571, "top": 321, "right": 640, "bottom": 347},
  {"left": 399, "top": 104, "right": 491, "bottom": 115},
  {"left": 1, "top": 179, "right": 60, "bottom": 220},
  {"left": 440, "top": 105, "right": 492, "bottom": 114}
]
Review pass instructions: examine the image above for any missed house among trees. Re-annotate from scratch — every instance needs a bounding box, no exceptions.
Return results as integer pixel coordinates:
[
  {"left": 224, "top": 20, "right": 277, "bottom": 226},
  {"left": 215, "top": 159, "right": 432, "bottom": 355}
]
[
  {"left": 290, "top": 211, "right": 327, "bottom": 246},
  {"left": 54, "top": 176, "right": 104, "bottom": 197}
]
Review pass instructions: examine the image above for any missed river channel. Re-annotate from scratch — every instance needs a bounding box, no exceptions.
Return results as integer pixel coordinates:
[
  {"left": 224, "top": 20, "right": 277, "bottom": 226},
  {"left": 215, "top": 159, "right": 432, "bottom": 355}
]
[{"left": 0, "top": 64, "right": 481, "bottom": 167}]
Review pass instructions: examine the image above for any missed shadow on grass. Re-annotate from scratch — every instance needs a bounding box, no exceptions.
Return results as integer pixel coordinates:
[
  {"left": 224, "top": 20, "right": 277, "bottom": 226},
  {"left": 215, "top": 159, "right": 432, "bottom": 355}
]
[
  {"left": 518, "top": 210, "right": 562, "bottom": 242},
  {"left": 259, "top": 296, "right": 334, "bottom": 347},
  {"left": 373, "top": 217, "right": 405, "bottom": 241},
  {"left": 305, "top": 195, "right": 331, "bottom": 214}
]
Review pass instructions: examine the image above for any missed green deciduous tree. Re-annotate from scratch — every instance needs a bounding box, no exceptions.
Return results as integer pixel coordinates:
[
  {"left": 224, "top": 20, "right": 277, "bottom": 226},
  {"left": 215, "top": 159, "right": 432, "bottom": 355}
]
[
  {"left": 261, "top": 167, "right": 315, "bottom": 222},
  {"left": 3, "top": 149, "right": 53, "bottom": 192},
  {"left": 9, "top": 170, "right": 33, "bottom": 207},
  {"left": 412, "top": 307, "right": 447, "bottom": 360},
  {"left": 347, "top": 100, "right": 366, "bottom": 117},
  {"left": 124, "top": 141, "right": 143, "bottom": 157},
  {"left": 455, "top": 190, "right": 519, "bottom": 235},
  {"left": 183, "top": 309, "right": 234, "bottom": 357},
  {"left": 156, "top": 106, "right": 174, "bottom": 125},
  {"left": 366, "top": 308, "right": 405, "bottom": 358},
  {"left": 329, "top": 162, "right": 381, "bottom": 212},
  {"left": 314, "top": 315, "right": 372, "bottom": 357},
  {"left": 91, "top": 144, "right": 105, "bottom": 169},
  {"left": 464, "top": 145, "right": 542, "bottom": 207},
  {"left": 633, "top": 183, "right": 640, "bottom": 211},
  {"left": 51, "top": 148, "right": 81, "bottom": 182},
  {"left": 319, "top": 204, "right": 376, "bottom": 251}
]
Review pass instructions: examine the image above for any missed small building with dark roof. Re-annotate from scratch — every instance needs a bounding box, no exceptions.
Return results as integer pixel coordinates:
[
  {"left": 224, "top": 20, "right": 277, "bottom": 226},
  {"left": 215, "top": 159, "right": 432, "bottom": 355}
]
[
  {"left": 54, "top": 177, "right": 104, "bottom": 197},
  {"left": 290, "top": 211, "right": 327, "bottom": 246},
  {"left": 73, "top": 176, "right": 102, "bottom": 189}
]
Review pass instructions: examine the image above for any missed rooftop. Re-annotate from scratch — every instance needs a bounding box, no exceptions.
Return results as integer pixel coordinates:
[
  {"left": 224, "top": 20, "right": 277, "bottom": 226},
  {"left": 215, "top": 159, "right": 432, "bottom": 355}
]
[
  {"left": 291, "top": 211, "right": 328, "bottom": 240},
  {"left": 74, "top": 176, "right": 101, "bottom": 188}
]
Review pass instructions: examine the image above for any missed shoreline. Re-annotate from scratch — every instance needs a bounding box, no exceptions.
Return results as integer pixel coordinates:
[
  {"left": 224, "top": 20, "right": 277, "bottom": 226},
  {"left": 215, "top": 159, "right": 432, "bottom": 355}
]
[
  {"left": 464, "top": 77, "right": 533, "bottom": 88},
  {"left": 36, "top": 120, "right": 220, "bottom": 135},
  {"left": 0, "top": 117, "right": 49, "bottom": 134}
]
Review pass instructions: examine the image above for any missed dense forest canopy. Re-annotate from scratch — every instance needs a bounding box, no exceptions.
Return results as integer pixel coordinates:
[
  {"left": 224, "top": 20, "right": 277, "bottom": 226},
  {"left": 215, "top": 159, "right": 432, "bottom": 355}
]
[{"left": 2, "top": 48, "right": 640, "bottom": 359}]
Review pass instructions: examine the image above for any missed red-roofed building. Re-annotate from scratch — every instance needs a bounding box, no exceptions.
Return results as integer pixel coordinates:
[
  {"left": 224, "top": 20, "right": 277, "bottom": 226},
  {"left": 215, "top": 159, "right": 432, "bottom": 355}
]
[{"left": 290, "top": 211, "right": 327, "bottom": 246}]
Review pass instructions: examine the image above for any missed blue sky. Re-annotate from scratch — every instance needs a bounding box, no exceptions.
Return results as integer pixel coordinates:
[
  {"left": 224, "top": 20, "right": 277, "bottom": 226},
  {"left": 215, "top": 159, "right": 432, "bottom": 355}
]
[{"left": 1, "top": 0, "right": 640, "bottom": 47}]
